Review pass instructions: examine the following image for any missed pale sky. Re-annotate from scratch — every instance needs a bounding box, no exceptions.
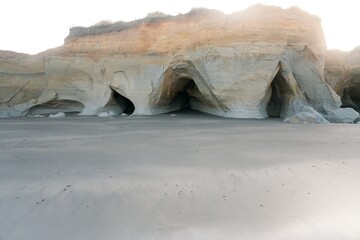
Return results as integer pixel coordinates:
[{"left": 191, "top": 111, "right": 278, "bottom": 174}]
[{"left": 1, "top": 0, "right": 358, "bottom": 54}]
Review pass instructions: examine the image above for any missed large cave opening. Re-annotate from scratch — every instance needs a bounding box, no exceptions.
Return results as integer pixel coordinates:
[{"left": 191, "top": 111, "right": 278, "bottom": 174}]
[
  {"left": 151, "top": 64, "right": 220, "bottom": 115},
  {"left": 27, "top": 100, "right": 85, "bottom": 116},
  {"left": 108, "top": 87, "right": 135, "bottom": 115},
  {"left": 266, "top": 70, "right": 292, "bottom": 118},
  {"left": 341, "top": 86, "right": 360, "bottom": 112},
  {"left": 165, "top": 77, "right": 204, "bottom": 113},
  {"left": 172, "top": 78, "right": 197, "bottom": 110}
]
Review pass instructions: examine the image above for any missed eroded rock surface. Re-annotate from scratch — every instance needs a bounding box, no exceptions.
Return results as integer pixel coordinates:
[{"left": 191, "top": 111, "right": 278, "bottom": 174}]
[
  {"left": 325, "top": 47, "right": 360, "bottom": 112},
  {"left": 0, "top": 5, "right": 356, "bottom": 122}
]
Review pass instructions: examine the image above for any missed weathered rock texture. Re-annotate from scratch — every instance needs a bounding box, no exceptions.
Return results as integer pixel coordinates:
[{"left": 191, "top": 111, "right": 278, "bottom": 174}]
[
  {"left": 325, "top": 47, "right": 360, "bottom": 112},
  {"left": 0, "top": 5, "right": 358, "bottom": 122}
]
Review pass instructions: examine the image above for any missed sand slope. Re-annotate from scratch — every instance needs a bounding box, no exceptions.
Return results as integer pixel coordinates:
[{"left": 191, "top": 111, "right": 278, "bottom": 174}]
[{"left": 1, "top": 113, "right": 360, "bottom": 240}]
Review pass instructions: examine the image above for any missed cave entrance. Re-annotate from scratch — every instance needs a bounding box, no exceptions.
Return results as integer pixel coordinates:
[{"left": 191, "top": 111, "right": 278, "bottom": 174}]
[
  {"left": 151, "top": 63, "right": 222, "bottom": 115},
  {"left": 108, "top": 87, "right": 135, "bottom": 115},
  {"left": 341, "top": 85, "right": 360, "bottom": 112},
  {"left": 266, "top": 70, "right": 292, "bottom": 118},
  {"left": 166, "top": 77, "right": 204, "bottom": 113},
  {"left": 27, "top": 99, "right": 85, "bottom": 116}
]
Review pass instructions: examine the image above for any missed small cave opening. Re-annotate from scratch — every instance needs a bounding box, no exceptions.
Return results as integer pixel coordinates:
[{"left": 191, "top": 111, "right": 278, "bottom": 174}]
[
  {"left": 27, "top": 100, "right": 85, "bottom": 116},
  {"left": 341, "top": 86, "right": 360, "bottom": 112},
  {"left": 108, "top": 87, "right": 135, "bottom": 115},
  {"left": 266, "top": 70, "right": 292, "bottom": 118}
]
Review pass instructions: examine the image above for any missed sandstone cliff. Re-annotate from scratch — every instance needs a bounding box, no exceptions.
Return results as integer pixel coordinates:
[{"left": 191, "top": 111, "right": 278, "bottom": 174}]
[{"left": 0, "top": 5, "right": 358, "bottom": 122}]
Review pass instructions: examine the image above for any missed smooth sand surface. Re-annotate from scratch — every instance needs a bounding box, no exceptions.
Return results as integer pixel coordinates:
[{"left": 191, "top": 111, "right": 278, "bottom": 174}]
[{"left": 1, "top": 112, "right": 360, "bottom": 240}]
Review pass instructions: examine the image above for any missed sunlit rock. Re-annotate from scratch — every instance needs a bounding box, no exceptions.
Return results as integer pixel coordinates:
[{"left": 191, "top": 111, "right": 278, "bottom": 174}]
[{"left": 0, "top": 5, "right": 355, "bottom": 122}]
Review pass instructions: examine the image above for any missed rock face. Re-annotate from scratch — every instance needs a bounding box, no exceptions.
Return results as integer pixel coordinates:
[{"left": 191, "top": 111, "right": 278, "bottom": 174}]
[
  {"left": 0, "top": 5, "right": 357, "bottom": 122},
  {"left": 325, "top": 47, "right": 360, "bottom": 112}
]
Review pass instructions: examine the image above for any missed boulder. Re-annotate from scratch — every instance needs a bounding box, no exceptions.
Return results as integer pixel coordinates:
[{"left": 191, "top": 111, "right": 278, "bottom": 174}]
[
  {"left": 301, "top": 106, "right": 330, "bottom": 123},
  {"left": 324, "top": 108, "right": 359, "bottom": 123},
  {"left": 284, "top": 112, "right": 317, "bottom": 124},
  {"left": 98, "top": 111, "right": 116, "bottom": 117},
  {"left": 49, "top": 112, "right": 65, "bottom": 118}
]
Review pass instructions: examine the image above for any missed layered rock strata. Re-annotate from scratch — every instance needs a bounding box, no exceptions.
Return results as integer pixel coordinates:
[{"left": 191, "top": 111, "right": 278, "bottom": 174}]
[{"left": 0, "top": 5, "right": 358, "bottom": 122}]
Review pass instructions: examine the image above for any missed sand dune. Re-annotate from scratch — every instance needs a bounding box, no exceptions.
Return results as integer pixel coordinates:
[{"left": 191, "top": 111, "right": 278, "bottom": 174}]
[{"left": 1, "top": 113, "right": 360, "bottom": 240}]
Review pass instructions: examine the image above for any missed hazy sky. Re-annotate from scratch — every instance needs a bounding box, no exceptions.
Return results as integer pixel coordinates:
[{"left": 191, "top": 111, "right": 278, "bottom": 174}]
[{"left": 1, "top": 0, "right": 358, "bottom": 54}]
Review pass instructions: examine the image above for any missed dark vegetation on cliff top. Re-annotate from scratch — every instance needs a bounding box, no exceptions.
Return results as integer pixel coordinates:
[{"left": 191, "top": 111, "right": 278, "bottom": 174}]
[
  {"left": 65, "top": 5, "right": 313, "bottom": 42},
  {"left": 65, "top": 8, "right": 222, "bottom": 42}
]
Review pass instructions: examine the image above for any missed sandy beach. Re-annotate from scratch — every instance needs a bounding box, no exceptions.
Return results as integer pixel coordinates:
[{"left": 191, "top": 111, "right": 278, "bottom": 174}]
[{"left": 1, "top": 112, "right": 360, "bottom": 240}]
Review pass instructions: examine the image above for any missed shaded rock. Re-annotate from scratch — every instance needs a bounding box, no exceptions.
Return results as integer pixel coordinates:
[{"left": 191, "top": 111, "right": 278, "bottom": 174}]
[
  {"left": 28, "top": 99, "right": 84, "bottom": 116},
  {"left": 0, "top": 112, "right": 10, "bottom": 118},
  {"left": 301, "top": 106, "right": 330, "bottom": 123},
  {"left": 324, "top": 107, "right": 359, "bottom": 123},
  {"left": 325, "top": 47, "right": 360, "bottom": 112},
  {"left": 284, "top": 100, "right": 329, "bottom": 124}
]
